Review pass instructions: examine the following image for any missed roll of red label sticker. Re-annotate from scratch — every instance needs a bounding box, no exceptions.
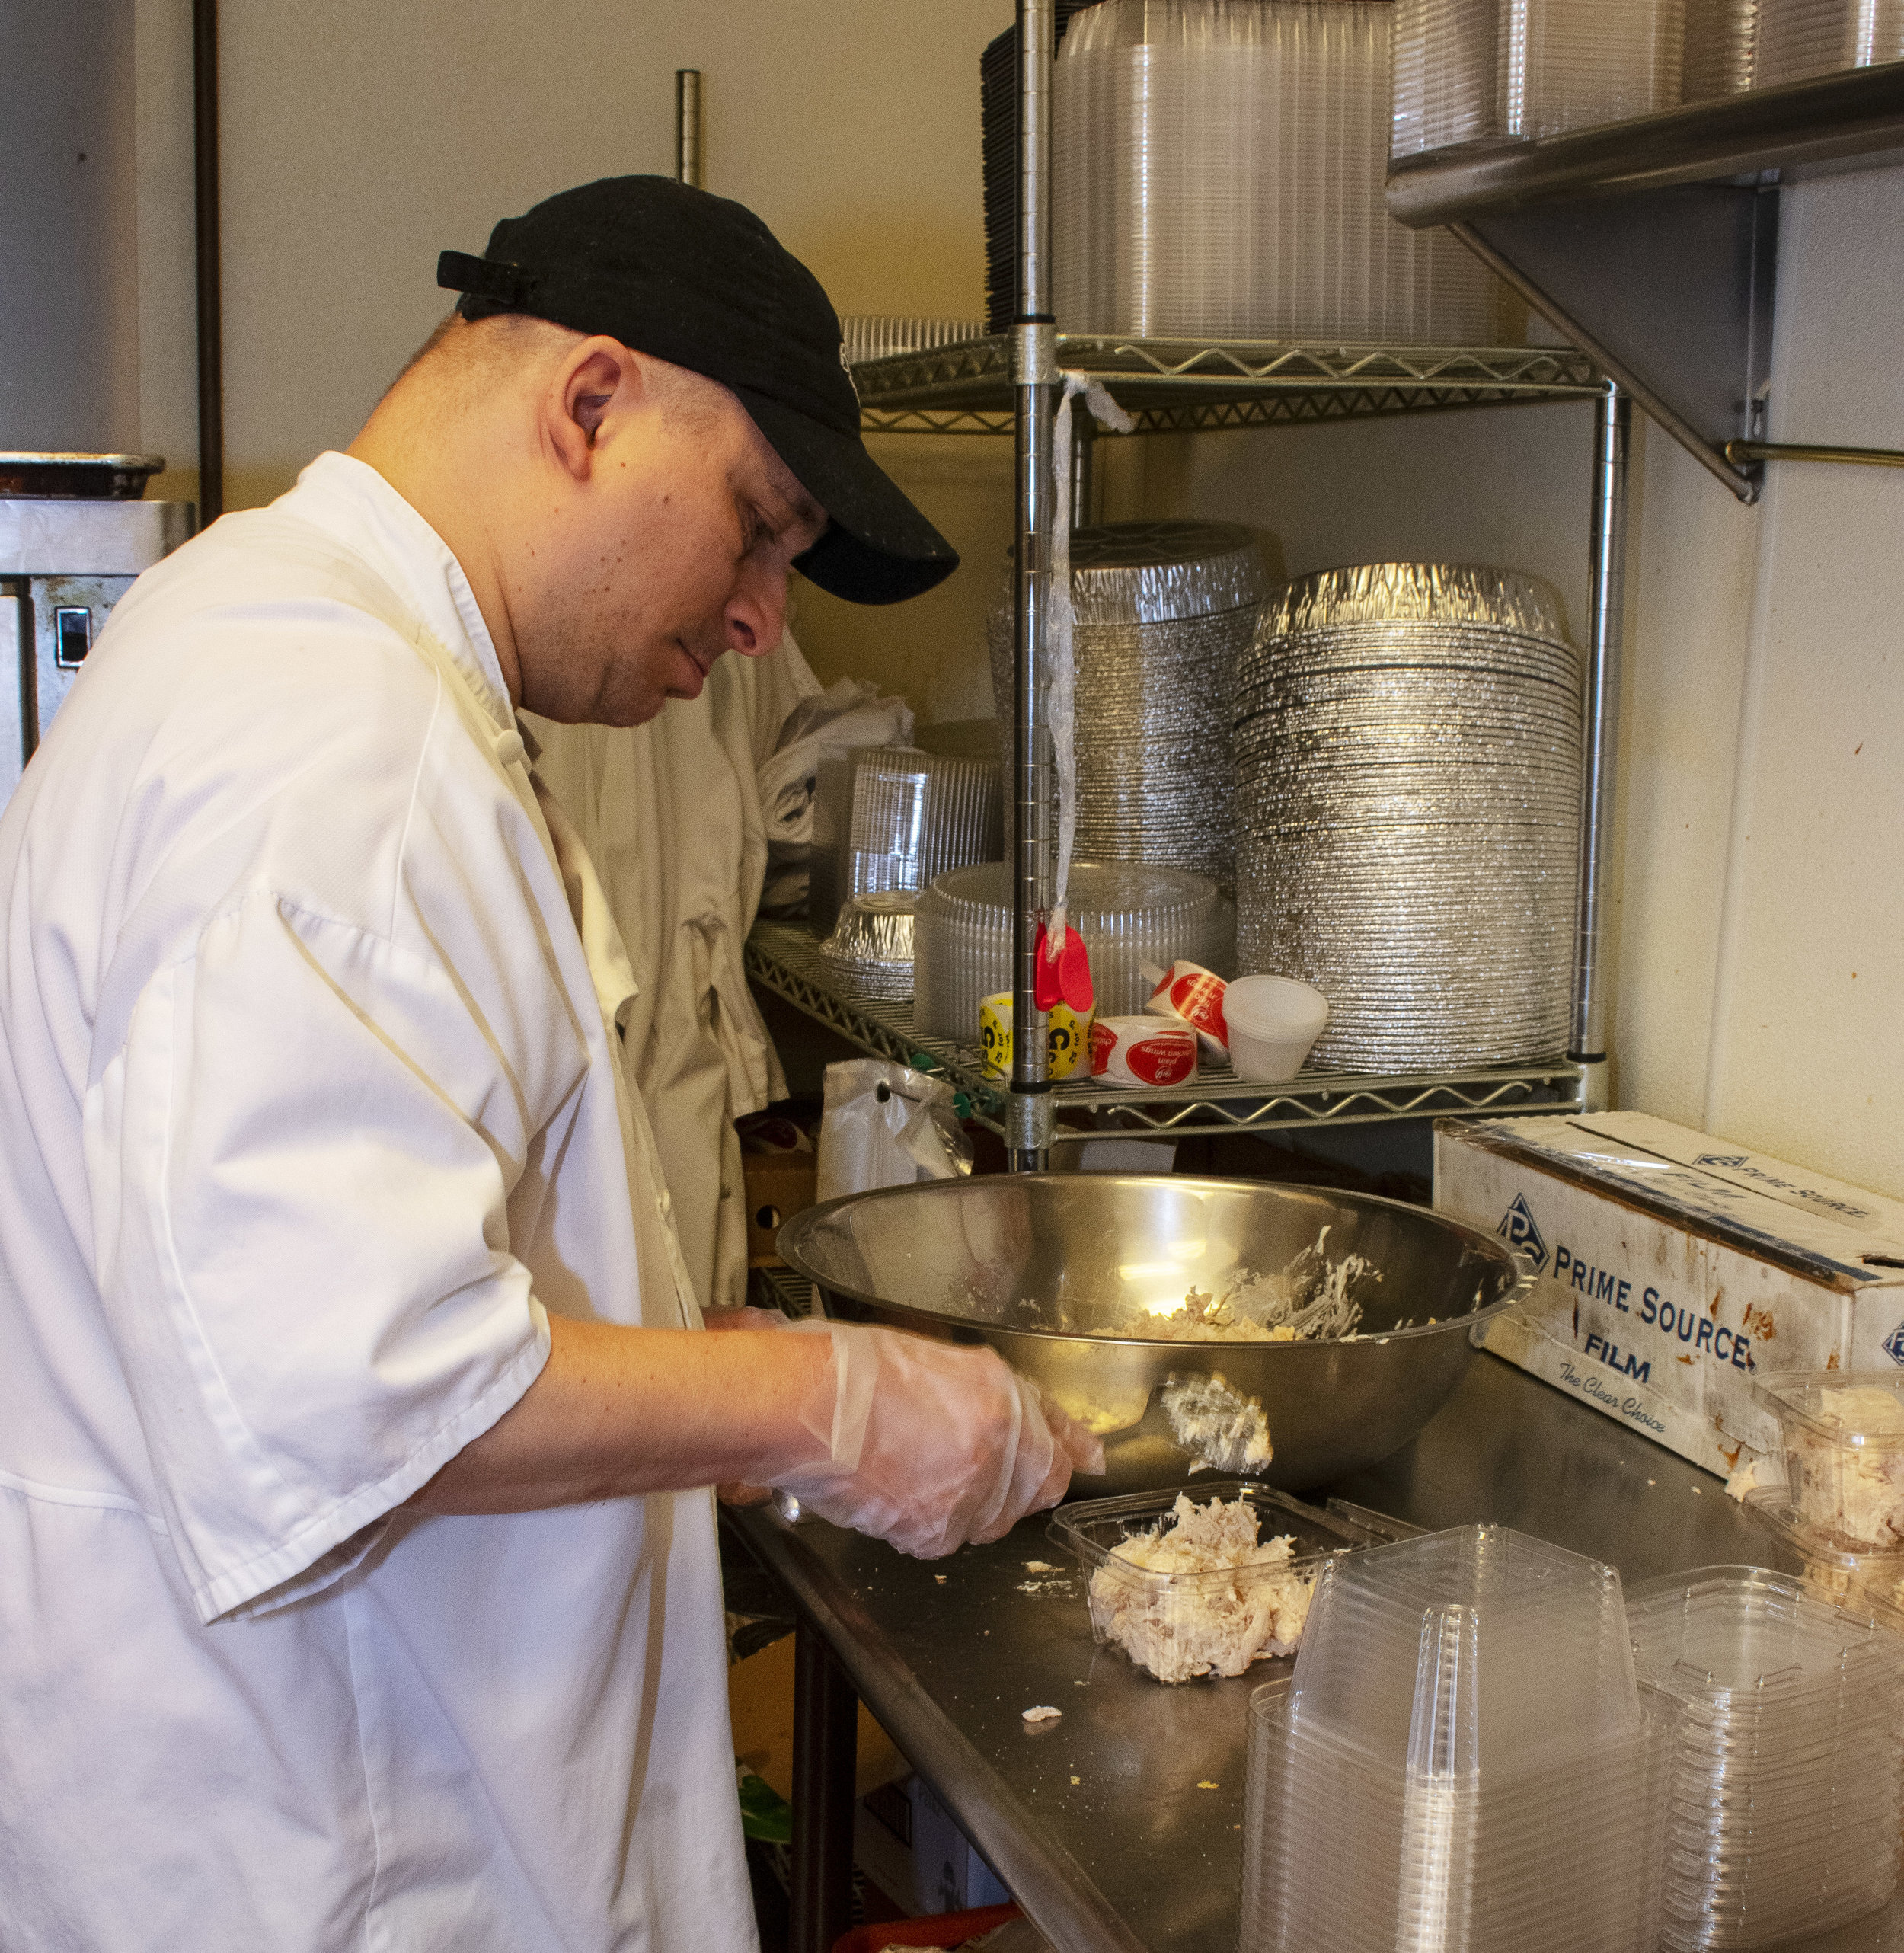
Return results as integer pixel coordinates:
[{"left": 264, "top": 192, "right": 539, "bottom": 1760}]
[
  {"left": 1143, "top": 960, "right": 1230, "bottom": 1058},
  {"left": 1088, "top": 1015, "right": 1198, "bottom": 1088}
]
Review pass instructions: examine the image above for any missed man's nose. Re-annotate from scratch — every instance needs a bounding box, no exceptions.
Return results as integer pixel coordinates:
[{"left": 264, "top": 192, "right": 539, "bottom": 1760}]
[{"left": 725, "top": 559, "right": 789, "bottom": 660}]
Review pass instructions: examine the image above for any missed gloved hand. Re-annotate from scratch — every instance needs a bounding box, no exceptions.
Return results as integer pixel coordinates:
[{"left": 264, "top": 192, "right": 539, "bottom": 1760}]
[{"left": 765, "top": 1320, "right": 1105, "bottom": 1559}]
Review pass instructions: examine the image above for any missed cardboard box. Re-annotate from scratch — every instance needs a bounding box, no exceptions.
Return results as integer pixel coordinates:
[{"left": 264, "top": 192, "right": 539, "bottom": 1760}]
[
  {"left": 1434, "top": 1112, "right": 1904, "bottom": 1478},
  {"left": 860, "top": 1774, "right": 1011, "bottom": 1915},
  {"left": 742, "top": 1150, "right": 819, "bottom": 1267}
]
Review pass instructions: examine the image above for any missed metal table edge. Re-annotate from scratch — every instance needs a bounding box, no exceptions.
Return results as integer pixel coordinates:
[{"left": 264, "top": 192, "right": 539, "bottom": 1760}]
[{"left": 729, "top": 1505, "right": 1152, "bottom": 1953}]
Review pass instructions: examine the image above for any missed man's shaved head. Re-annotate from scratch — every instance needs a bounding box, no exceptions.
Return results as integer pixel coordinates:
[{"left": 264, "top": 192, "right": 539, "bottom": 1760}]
[{"left": 347, "top": 311, "right": 828, "bottom": 725}]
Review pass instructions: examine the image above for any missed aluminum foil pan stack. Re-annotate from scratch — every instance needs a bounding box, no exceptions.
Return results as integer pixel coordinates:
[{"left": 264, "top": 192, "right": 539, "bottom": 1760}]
[
  {"left": 1054, "top": 0, "right": 1503, "bottom": 342},
  {"left": 912, "top": 859, "right": 1226, "bottom": 1042},
  {"left": 1233, "top": 563, "right": 1581, "bottom": 1071},
  {"left": 809, "top": 746, "right": 1004, "bottom": 935},
  {"left": 1391, "top": 0, "right": 1682, "bottom": 155},
  {"left": 990, "top": 521, "right": 1267, "bottom": 896},
  {"left": 818, "top": 892, "right": 917, "bottom": 1001}
]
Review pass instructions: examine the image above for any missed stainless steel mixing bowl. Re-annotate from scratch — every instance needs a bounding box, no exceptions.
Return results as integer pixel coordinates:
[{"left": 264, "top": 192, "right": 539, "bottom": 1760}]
[{"left": 778, "top": 1174, "right": 1534, "bottom": 1494}]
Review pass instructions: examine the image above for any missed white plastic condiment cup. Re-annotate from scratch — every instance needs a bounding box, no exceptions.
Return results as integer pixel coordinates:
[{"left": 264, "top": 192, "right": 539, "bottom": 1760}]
[{"left": 1225, "top": 974, "right": 1329, "bottom": 1082}]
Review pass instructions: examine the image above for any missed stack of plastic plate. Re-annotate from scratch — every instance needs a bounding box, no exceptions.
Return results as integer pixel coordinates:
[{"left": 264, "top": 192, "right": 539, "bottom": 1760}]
[
  {"left": 1232, "top": 563, "right": 1582, "bottom": 1071},
  {"left": 1054, "top": 0, "right": 1503, "bottom": 343},
  {"left": 1391, "top": 0, "right": 1684, "bottom": 156},
  {"left": 989, "top": 522, "right": 1268, "bottom": 895},
  {"left": 809, "top": 747, "right": 1003, "bottom": 935},
  {"left": 912, "top": 860, "right": 1226, "bottom": 1043},
  {"left": 1627, "top": 1566, "right": 1904, "bottom": 1950},
  {"left": 1241, "top": 1526, "right": 1670, "bottom": 1953}
]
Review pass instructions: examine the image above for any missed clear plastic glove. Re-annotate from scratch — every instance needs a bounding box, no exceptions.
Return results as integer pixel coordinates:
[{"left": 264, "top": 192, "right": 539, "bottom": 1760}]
[{"left": 765, "top": 1320, "right": 1105, "bottom": 1559}]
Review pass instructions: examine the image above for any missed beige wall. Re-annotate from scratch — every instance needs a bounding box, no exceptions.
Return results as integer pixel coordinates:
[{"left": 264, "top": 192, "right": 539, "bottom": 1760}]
[{"left": 129, "top": 9, "right": 1903, "bottom": 1192}]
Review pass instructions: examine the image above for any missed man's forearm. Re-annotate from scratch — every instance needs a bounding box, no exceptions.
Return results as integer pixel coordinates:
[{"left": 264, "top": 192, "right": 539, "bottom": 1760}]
[{"left": 407, "top": 1314, "right": 829, "bottom": 1513}]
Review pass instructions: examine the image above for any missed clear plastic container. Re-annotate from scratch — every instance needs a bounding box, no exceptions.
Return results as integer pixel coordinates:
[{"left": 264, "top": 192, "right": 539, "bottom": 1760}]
[
  {"left": 1625, "top": 1566, "right": 1904, "bottom": 1953},
  {"left": 808, "top": 746, "right": 1002, "bottom": 935},
  {"left": 1289, "top": 1526, "right": 1640, "bottom": 1782},
  {"left": 1048, "top": 1482, "right": 1365, "bottom": 1683},
  {"left": 1740, "top": 1488, "right": 1904, "bottom": 1625},
  {"left": 1241, "top": 1665, "right": 1673, "bottom": 1953},
  {"left": 1749, "top": 1370, "right": 1904, "bottom": 1552}
]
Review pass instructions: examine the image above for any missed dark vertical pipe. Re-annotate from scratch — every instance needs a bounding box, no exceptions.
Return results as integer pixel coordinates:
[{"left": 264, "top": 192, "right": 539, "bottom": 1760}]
[
  {"left": 193, "top": 0, "right": 222, "bottom": 524},
  {"left": 788, "top": 1620, "right": 858, "bottom": 1953}
]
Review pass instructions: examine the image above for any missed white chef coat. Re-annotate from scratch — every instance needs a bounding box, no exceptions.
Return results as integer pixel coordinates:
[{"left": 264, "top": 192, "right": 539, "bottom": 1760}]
[
  {"left": 528, "top": 632, "right": 816, "bottom": 1314},
  {"left": 0, "top": 452, "right": 756, "bottom": 1951}
]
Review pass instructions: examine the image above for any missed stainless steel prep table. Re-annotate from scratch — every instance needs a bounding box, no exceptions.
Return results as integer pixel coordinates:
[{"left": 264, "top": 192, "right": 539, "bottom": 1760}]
[{"left": 730, "top": 1351, "right": 1904, "bottom": 1953}]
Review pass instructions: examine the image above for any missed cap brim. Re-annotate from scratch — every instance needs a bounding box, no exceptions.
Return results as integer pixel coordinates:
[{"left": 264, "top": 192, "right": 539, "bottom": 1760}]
[{"left": 733, "top": 388, "right": 960, "bottom": 606}]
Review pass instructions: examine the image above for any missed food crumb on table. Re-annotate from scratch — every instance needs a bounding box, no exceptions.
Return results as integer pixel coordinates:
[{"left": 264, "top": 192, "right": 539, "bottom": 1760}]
[
  {"left": 934, "top": 1574, "right": 947, "bottom": 1584},
  {"left": 1196, "top": 1780, "right": 1219, "bottom": 1790},
  {"left": 1022, "top": 1705, "right": 1062, "bottom": 1724},
  {"left": 1071, "top": 1776, "right": 1081, "bottom": 1785},
  {"left": 1024, "top": 1560, "right": 1055, "bottom": 1573}
]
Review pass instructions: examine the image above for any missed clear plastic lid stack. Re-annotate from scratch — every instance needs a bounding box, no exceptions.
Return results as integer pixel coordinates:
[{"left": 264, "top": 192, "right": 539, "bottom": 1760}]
[
  {"left": 1626, "top": 1567, "right": 1904, "bottom": 1951},
  {"left": 912, "top": 859, "right": 1226, "bottom": 1041},
  {"left": 1054, "top": 0, "right": 1504, "bottom": 344},
  {"left": 808, "top": 746, "right": 1003, "bottom": 936},
  {"left": 1391, "top": 0, "right": 1685, "bottom": 158},
  {"left": 1241, "top": 1526, "right": 1671, "bottom": 1953}
]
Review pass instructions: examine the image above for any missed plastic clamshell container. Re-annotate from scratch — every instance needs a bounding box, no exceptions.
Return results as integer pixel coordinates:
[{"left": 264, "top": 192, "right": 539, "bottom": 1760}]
[
  {"left": 1225, "top": 973, "right": 1330, "bottom": 1083},
  {"left": 1749, "top": 1370, "right": 1904, "bottom": 1552},
  {"left": 1048, "top": 1481, "right": 1366, "bottom": 1683},
  {"left": 1741, "top": 1491, "right": 1904, "bottom": 1626},
  {"left": 1624, "top": 1566, "right": 1904, "bottom": 1953},
  {"left": 1288, "top": 1525, "right": 1640, "bottom": 1784}
]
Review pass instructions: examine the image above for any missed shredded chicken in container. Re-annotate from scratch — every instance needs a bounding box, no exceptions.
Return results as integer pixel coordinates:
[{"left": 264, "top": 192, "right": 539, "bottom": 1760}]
[{"left": 1088, "top": 1494, "right": 1314, "bottom": 1684}]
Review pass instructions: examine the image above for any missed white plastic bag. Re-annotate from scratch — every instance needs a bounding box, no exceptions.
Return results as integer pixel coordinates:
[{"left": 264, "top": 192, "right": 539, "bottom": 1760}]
[{"left": 816, "top": 1058, "right": 972, "bottom": 1202}]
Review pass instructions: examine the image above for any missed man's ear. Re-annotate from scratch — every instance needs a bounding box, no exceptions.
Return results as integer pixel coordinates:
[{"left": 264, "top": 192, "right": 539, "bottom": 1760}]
[{"left": 547, "top": 336, "right": 640, "bottom": 478}]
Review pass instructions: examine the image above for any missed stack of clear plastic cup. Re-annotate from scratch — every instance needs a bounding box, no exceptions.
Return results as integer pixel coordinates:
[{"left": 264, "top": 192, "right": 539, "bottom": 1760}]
[
  {"left": 1627, "top": 1566, "right": 1904, "bottom": 1950},
  {"left": 912, "top": 859, "right": 1227, "bottom": 1043},
  {"left": 1391, "top": 0, "right": 1684, "bottom": 158},
  {"left": 1241, "top": 1526, "right": 1670, "bottom": 1953}
]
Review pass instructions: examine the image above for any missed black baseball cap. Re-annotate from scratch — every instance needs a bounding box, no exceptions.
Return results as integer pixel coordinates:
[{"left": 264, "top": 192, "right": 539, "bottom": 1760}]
[{"left": 437, "top": 176, "right": 957, "bottom": 606}]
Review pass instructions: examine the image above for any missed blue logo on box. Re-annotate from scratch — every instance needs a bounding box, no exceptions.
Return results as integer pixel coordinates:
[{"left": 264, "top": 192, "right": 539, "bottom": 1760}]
[
  {"left": 1883, "top": 1323, "right": 1904, "bottom": 1368},
  {"left": 1498, "top": 1194, "right": 1549, "bottom": 1273}
]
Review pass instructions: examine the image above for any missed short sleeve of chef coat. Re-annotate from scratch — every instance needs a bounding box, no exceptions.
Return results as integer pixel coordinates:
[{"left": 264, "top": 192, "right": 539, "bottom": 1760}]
[{"left": 83, "top": 708, "right": 589, "bottom": 1627}]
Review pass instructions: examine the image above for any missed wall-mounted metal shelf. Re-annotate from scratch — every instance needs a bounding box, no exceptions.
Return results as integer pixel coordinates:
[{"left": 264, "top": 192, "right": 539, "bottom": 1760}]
[
  {"left": 746, "top": 922, "right": 1585, "bottom": 1140},
  {"left": 852, "top": 334, "right": 1604, "bottom": 437},
  {"left": 1386, "top": 60, "right": 1904, "bottom": 499}
]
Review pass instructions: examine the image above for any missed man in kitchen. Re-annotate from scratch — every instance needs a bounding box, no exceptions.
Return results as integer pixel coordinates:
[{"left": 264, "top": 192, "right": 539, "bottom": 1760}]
[{"left": 0, "top": 175, "right": 1099, "bottom": 1951}]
